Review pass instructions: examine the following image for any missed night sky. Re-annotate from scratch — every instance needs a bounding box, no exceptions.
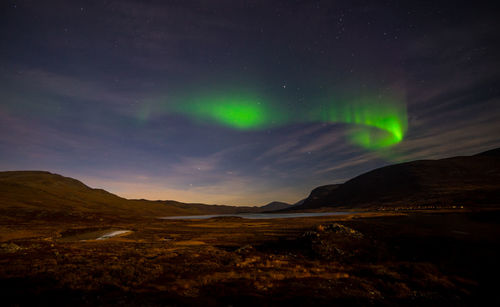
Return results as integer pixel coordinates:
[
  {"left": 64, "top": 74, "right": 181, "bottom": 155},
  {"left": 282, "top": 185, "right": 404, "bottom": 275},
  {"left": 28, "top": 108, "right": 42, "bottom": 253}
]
[{"left": 1, "top": 1, "right": 499, "bottom": 205}]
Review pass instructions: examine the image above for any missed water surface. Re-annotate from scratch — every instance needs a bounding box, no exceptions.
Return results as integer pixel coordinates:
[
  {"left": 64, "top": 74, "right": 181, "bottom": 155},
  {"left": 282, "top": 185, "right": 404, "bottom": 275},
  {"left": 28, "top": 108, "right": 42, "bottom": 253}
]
[
  {"left": 96, "top": 230, "right": 132, "bottom": 240},
  {"left": 161, "top": 212, "right": 352, "bottom": 220}
]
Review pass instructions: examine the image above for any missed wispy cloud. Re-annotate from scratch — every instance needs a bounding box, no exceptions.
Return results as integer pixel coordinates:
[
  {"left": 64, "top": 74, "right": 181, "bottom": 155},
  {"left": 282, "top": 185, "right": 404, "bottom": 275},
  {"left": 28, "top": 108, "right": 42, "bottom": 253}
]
[
  {"left": 2, "top": 68, "right": 140, "bottom": 107},
  {"left": 313, "top": 153, "right": 377, "bottom": 175}
]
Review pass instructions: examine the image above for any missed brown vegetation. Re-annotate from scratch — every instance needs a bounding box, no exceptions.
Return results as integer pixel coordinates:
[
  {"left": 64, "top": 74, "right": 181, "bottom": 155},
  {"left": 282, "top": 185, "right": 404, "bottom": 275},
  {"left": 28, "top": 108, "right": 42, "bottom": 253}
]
[{"left": 1, "top": 210, "right": 499, "bottom": 305}]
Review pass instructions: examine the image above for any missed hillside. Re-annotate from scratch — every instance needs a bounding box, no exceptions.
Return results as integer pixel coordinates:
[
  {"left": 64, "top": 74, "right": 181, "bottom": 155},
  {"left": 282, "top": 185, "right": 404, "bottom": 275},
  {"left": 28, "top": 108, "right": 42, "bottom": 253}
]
[
  {"left": 260, "top": 201, "right": 291, "bottom": 211},
  {"left": 297, "top": 148, "right": 500, "bottom": 209},
  {"left": 0, "top": 171, "right": 261, "bottom": 219}
]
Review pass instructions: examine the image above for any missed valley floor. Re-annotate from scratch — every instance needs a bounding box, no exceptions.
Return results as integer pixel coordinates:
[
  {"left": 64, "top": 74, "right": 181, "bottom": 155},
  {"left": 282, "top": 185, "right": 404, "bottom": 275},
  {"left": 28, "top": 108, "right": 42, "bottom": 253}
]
[{"left": 1, "top": 209, "right": 499, "bottom": 306}]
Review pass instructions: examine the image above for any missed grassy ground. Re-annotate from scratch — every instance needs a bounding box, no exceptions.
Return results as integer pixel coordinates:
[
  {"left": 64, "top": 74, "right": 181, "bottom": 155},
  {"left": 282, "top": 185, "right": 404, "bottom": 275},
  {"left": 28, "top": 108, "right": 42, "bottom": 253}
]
[{"left": 1, "top": 209, "right": 499, "bottom": 306}]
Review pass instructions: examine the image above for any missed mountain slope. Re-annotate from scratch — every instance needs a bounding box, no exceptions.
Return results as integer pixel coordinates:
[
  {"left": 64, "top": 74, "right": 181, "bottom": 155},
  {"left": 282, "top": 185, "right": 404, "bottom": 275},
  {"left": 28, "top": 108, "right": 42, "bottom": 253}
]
[
  {"left": 260, "top": 201, "right": 291, "bottom": 211},
  {"left": 297, "top": 148, "right": 500, "bottom": 209},
  {"left": 0, "top": 171, "right": 260, "bottom": 219}
]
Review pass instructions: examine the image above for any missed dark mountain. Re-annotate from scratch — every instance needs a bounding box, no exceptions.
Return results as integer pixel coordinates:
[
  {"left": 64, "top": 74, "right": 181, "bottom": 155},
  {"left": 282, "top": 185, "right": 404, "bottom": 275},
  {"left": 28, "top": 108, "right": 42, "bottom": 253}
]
[
  {"left": 0, "top": 171, "right": 261, "bottom": 219},
  {"left": 475, "top": 147, "right": 500, "bottom": 157},
  {"left": 291, "top": 198, "right": 306, "bottom": 207},
  {"left": 297, "top": 148, "right": 500, "bottom": 209},
  {"left": 260, "top": 201, "right": 291, "bottom": 211}
]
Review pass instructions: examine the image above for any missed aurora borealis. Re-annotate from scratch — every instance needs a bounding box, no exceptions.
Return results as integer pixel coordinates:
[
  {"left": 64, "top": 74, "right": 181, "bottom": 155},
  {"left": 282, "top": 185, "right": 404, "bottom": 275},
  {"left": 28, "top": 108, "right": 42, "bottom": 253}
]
[
  {"left": 164, "top": 91, "right": 284, "bottom": 130},
  {"left": 148, "top": 90, "right": 408, "bottom": 150},
  {"left": 315, "top": 96, "right": 408, "bottom": 149},
  {"left": 1, "top": 1, "right": 500, "bottom": 205}
]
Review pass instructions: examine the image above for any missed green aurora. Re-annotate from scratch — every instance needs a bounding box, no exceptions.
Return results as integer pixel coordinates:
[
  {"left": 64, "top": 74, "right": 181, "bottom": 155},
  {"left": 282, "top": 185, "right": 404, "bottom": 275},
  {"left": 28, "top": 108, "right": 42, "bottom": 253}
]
[
  {"left": 171, "top": 92, "right": 288, "bottom": 130},
  {"left": 311, "top": 97, "right": 408, "bottom": 149},
  {"left": 146, "top": 91, "right": 407, "bottom": 150}
]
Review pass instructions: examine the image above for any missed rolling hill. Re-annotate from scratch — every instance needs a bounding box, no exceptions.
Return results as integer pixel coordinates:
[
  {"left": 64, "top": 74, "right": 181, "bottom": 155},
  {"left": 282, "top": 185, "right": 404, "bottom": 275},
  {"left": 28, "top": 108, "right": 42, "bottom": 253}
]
[
  {"left": 3, "top": 147, "right": 500, "bottom": 219},
  {"left": 0, "top": 171, "right": 264, "bottom": 219},
  {"left": 296, "top": 148, "right": 500, "bottom": 209}
]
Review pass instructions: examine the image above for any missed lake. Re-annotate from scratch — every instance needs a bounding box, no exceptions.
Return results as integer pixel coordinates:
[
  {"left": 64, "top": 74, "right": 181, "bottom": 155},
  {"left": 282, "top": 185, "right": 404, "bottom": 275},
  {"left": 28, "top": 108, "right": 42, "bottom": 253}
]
[{"left": 160, "top": 212, "right": 353, "bottom": 220}]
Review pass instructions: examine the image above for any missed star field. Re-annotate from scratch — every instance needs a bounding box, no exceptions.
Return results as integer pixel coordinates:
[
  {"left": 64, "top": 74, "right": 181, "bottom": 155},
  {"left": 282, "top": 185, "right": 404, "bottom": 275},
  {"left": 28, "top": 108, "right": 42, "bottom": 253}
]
[{"left": 1, "top": 0, "right": 499, "bottom": 205}]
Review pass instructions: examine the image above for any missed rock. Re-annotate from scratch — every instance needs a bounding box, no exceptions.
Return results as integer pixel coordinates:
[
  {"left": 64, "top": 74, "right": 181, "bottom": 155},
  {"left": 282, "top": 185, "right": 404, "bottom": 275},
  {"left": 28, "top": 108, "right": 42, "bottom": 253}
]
[
  {"left": 1, "top": 242, "right": 22, "bottom": 252},
  {"left": 236, "top": 244, "right": 254, "bottom": 254},
  {"left": 322, "top": 223, "right": 364, "bottom": 238},
  {"left": 300, "top": 223, "right": 364, "bottom": 260}
]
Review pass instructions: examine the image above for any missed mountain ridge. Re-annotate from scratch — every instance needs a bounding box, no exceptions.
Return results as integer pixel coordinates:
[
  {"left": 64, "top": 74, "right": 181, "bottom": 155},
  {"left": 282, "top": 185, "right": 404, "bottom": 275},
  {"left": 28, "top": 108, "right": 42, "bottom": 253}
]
[
  {"left": 260, "top": 201, "right": 291, "bottom": 211},
  {"left": 294, "top": 148, "right": 500, "bottom": 209},
  {"left": 2, "top": 147, "right": 500, "bottom": 218},
  {"left": 0, "top": 171, "right": 269, "bottom": 219}
]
